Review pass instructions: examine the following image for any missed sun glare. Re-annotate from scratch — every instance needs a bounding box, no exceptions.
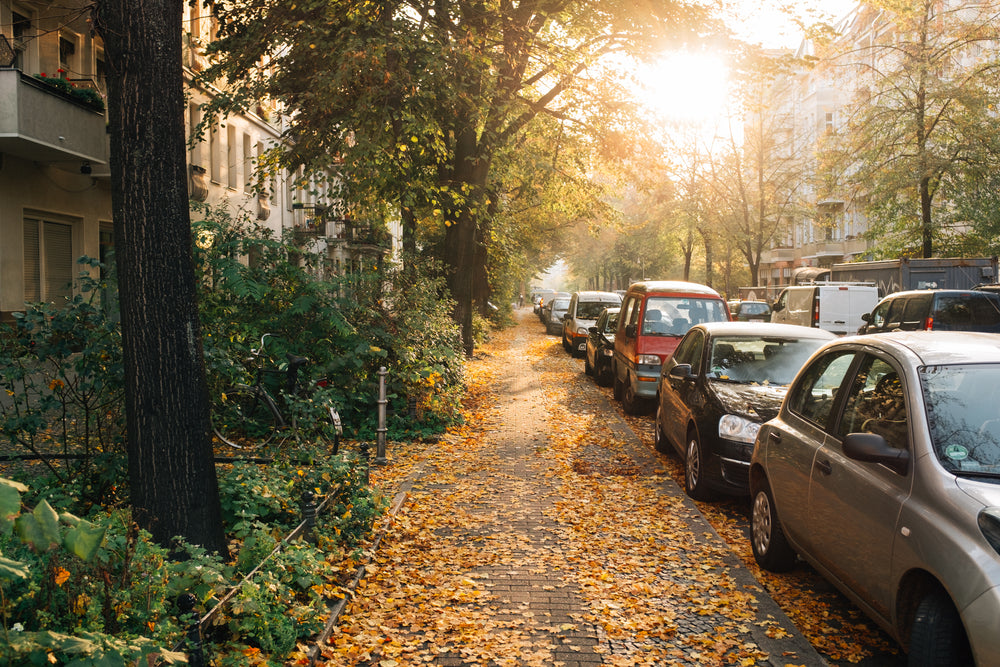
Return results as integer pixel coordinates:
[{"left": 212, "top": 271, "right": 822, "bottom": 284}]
[{"left": 638, "top": 51, "right": 730, "bottom": 125}]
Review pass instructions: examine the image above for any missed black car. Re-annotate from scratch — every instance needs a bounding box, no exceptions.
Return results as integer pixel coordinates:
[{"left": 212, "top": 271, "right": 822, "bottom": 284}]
[
  {"left": 654, "top": 322, "right": 835, "bottom": 500},
  {"left": 858, "top": 288, "right": 1000, "bottom": 334},
  {"left": 584, "top": 307, "right": 619, "bottom": 386},
  {"left": 731, "top": 300, "right": 771, "bottom": 322}
]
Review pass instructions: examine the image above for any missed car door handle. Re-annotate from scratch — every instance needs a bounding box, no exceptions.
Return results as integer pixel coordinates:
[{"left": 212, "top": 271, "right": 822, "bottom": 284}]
[
  {"left": 768, "top": 431, "right": 781, "bottom": 443},
  {"left": 815, "top": 458, "right": 833, "bottom": 475}
]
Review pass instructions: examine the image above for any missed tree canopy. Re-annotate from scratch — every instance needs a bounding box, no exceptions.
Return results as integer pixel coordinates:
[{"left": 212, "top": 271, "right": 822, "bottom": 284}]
[{"left": 201, "top": 0, "right": 721, "bottom": 353}]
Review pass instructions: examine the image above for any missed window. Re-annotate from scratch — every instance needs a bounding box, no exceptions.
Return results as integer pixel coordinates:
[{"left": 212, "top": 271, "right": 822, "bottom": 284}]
[
  {"left": 209, "top": 123, "right": 221, "bottom": 183},
  {"left": 837, "top": 356, "right": 908, "bottom": 451},
  {"left": 12, "top": 10, "right": 31, "bottom": 70},
  {"left": 242, "top": 132, "right": 252, "bottom": 192},
  {"left": 672, "top": 330, "right": 705, "bottom": 374},
  {"left": 788, "top": 351, "right": 856, "bottom": 427},
  {"left": 188, "top": 103, "right": 203, "bottom": 165},
  {"left": 94, "top": 47, "right": 107, "bottom": 95},
  {"left": 227, "top": 123, "right": 238, "bottom": 189},
  {"left": 59, "top": 32, "right": 79, "bottom": 75},
  {"left": 24, "top": 215, "right": 75, "bottom": 305}
]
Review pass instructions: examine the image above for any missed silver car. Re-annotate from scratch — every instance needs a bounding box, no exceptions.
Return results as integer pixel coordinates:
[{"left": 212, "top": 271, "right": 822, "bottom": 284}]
[{"left": 750, "top": 331, "right": 1000, "bottom": 665}]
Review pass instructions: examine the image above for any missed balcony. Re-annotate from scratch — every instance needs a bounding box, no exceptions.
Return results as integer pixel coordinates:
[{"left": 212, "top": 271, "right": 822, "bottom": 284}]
[{"left": 0, "top": 69, "right": 108, "bottom": 165}]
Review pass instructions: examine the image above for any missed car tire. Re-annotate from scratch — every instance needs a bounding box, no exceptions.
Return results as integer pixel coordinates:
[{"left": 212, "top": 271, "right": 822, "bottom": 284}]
[
  {"left": 908, "top": 588, "right": 973, "bottom": 667},
  {"left": 684, "top": 430, "right": 715, "bottom": 500},
  {"left": 563, "top": 332, "right": 572, "bottom": 352},
  {"left": 751, "top": 479, "right": 797, "bottom": 572},
  {"left": 622, "top": 381, "right": 645, "bottom": 415},
  {"left": 653, "top": 406, "right": 668, "bottom": 453},
  {"left": 596, "top": 360, "right": 611, "bottom": 387},
  {"left": 613, "top": 370, "right": 624, "bottom": 401},
  {"left": 584, "top": 353, "right": 594, "bottom": 376}
]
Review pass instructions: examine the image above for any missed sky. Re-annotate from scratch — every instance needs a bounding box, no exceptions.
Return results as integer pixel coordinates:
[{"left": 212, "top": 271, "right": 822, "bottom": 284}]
[{"left": 733, "top": 0, "right": 859, "bottom": 49}]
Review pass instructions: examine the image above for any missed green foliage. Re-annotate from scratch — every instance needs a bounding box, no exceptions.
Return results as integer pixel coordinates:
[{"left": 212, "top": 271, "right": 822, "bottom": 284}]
[
  {"left": 0, "top": 257, "right": 126, "bottom": 508},
  {"left": 32, "top": 74, "right": 106, "bottom": 112},
  {"left": 192, "top": 203, "right": 465, "bottom": 440}
]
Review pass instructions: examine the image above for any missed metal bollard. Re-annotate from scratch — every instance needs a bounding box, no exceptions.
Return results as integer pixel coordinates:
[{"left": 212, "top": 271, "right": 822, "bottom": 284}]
[
  {"left": 300, "top": 490, "right": 317, "bottom": 544},
  {"left": 177, "top": 593, "right": 206, "bottom": 667},
  {"left": 375, "top": 366, "right": 388, "bottom": 465}
]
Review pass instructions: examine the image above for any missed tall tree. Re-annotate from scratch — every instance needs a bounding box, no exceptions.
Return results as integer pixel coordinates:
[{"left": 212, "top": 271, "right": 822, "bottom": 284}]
[
  {"left": 709, "top": 50, "right": 807, "bottom": 286},
  {"left": 202, "top": 0, "right": 717, "bottom": 355},
  {"left": 827, "top": 0, "right": 1000, "bottom": 258},
  {"left": 94, "top": 0, "right": 227, "bottom": 554}
]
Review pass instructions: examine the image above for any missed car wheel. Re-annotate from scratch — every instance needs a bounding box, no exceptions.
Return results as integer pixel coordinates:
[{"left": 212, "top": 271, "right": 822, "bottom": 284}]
[
  {"left": 613, "top": 371, "right": 624, "bottom": 401},
  {"left": 684, "top": 431, "right": 715, "bottom": 500},
  {"left": 596, "top": 359, "right": 611, "bottom": 387},
  {"left": 584, "top": 353, "right": 594, "bottom": 376},
  {"left": 622, "top": 381, "right": 646, "bottom": 415},
  {"left": 751, "top": 479, "right": 797, "bottom": 572},
  {"left": 908, "top": 588, "right": 973, "bottom": 667},
  {"left": 563, "top": 333, "right": 572, "bottom": 352},
  {"left": 653, "top": 406, "right": 668, "bottom": 453}
]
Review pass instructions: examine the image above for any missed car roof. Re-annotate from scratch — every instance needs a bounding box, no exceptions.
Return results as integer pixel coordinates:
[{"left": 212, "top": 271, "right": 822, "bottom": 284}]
[
  {"left": 625, "top": 281, "right": 723, "bottom": 297},
  {"left": 575, "top": 291, "right": 622, "bottom": 300},
  {"left": 879, "top": 289, "right": 995, "bottom": 299},
  {"left": 695, "top": 322, "right": 837, "bottom": 339},
  {"left": 834, "top": 331, "right": 1000, "bottom": 365}
]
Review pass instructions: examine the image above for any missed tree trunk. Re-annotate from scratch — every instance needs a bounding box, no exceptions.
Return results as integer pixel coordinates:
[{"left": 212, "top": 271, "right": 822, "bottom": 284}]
[
  {"left": 95, "top": 0, "right": 227, "bottom": 555},
  {"left": 920, "top": 176, "right": 933, "bottom": 258}
]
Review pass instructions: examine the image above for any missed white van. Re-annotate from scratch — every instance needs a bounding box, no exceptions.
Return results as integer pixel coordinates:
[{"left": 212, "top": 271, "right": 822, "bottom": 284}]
[{"left": 770, "top": 283, "right": 879, "bottom": 335}]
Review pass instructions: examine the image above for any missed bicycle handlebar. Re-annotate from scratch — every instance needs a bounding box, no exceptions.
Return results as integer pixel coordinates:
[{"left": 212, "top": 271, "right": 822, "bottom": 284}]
[{"left": 250, "top": 333, "right": 273, "bottom": 357}]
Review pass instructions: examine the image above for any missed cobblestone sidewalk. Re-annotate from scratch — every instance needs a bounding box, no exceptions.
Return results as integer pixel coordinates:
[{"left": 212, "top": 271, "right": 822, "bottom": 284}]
[{"left": 320, "top": 312, "right": 826, "bottom": 666}]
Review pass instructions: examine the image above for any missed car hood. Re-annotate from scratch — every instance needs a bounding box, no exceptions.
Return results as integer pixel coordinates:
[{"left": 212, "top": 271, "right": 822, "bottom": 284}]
[
  {"left": 709, "top": 381, "right": 789, "bottom": 422},
  {"left": 956, "top": 477, "right": 1000, "bottom": 503}
]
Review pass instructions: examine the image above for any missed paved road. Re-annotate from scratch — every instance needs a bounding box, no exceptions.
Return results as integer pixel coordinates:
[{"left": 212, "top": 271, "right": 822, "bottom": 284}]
[{"left": 321, "top": 310, "right": 827, "bottom": 665}]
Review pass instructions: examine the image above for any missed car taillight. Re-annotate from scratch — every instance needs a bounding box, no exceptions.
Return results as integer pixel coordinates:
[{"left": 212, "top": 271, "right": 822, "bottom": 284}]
[
  {"left": 813, "top": 296, "right": 820, "bottom": 326},
  {"left": 925, "top": 316, "right": 934, "bottom": 330}
]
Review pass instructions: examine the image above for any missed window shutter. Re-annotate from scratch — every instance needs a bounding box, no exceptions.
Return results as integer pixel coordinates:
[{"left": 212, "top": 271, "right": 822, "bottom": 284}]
[
  {"left": 23, "top": 218, "right": 40, "bottom": 302},
  {"left": 43, "top": 221, "right": 73, "bottom": 303}
]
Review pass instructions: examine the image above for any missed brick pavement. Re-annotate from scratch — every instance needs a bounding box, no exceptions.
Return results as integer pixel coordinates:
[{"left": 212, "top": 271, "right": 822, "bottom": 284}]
[{"left": 322, "top": 311, "right": 826, "bottom": 666}]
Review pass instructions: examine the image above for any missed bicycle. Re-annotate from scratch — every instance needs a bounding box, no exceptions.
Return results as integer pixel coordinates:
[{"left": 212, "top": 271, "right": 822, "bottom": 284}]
[{"left": 211, "top": 334, "right": 342, "bottom": 450}]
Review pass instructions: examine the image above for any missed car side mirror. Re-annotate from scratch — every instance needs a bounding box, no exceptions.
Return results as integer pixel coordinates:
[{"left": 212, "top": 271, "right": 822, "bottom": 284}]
[
  {"left": 668, "top": 363, "right": 693, "bottom": 379},
  {"left": 588, "top": 326, "right": 598, "bottom": 335},
  {"left": 625, "top": 323, "right": 637, "bottom": 338},
  {"left": 861, "top": 312, "right": 871, "bottom": 322},
  {"left": 771, "top": 301, "right": 784, "bottom": 312},
  {"left": 843, "top": 432, "right": 910, "bottom": 475}
]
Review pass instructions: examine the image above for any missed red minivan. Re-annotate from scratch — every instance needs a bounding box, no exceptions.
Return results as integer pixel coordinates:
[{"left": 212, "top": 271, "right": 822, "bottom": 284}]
[{"left": 612, "top": 281, "right": 730, "bottom": 414}]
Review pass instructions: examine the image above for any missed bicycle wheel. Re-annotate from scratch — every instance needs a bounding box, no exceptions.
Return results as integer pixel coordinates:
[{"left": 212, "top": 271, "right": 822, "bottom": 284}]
[{"left": 212, "top": 386, "right": 279, "bottom": 449}]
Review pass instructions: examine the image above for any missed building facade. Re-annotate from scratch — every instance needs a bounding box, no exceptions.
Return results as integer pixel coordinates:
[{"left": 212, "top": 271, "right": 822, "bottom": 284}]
[{"left": 0, "top": 1, "right": 397, "bottom": 321}]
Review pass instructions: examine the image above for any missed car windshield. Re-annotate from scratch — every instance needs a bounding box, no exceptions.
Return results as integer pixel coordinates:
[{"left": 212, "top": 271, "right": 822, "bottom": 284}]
[
  {"left": 578, "top": 301, "right": 617, "bottom": 319},
  {"left": 551, "top": 298, "right": 570, "bottom": 311},
  {"left": 740, "top": 302, "right": 770, "bottom": 316},
  {"left": 643, "top": 297, "right": 728, "bottom": 336},
  {"left": 707, "top": 335, "right": 829, "bottom": 385},
  {"left": 921, "top": 363, "right": 1000, "bottom": 476}
]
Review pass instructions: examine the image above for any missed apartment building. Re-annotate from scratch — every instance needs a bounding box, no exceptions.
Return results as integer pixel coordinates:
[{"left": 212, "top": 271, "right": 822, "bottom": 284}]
[{"left": 0, "top": 1, "right": 396, "bottom": 321}]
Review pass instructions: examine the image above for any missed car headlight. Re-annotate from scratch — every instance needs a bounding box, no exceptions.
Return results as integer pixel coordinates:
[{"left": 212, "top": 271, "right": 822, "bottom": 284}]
[
  {"left": 978, "top": 509, "right": 1000, "bottom": 556},
  {"left": 718, "top": 414, "right": 761, "bottom": 444},
  {"left": 577, "top": 327, "right": 589, "bottom": 335},
  {"left": 637, "top": 354, "right": 660, "bottom": 365}
]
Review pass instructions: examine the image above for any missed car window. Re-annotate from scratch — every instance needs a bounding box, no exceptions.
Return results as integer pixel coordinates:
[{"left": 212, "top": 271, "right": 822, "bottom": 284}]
[
  {"left": 884, "top": 298, "right": 906, "bottom": 330},
  {"left": 672, "top": 330, "right": 705, "bottom": 373},
  {"left": 642, "top": 296, "right": 727, "bottom": 336},
  {"left": 867, "top": 300, "right": 892, "bottom": 330},
  {"left": 922, "top": 363, "right": 1000, "bottom": 476},
  {"left": 706, "top": 335, "right": 831, "bottom": 385},
  {"left": 900, "top": 295, "right": 931, "bottom": 330},
  {"left": 788, "top": 351, "right": 856, "bottom": 428},
  {"left": 742, "top": 302, "right": 770, "bottom": 316},
  {"left": 622, "top": 296, "right": 639, "bottom": 331},
  {"left": 837, "top": 356, "right": 908, "bottom": 451},
  {"left": 577, "top": 301, "right": 611, "bottom": 319},
  {"left": 602, "top": 311, "right": 619, "bottom": 333},
  {"left": 932, "top": 293, "right": 1000, "bottom": 330}
]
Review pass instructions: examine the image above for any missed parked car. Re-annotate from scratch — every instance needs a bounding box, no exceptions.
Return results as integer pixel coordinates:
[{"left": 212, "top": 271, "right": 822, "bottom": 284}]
[
  {"left": 544, "top": 297, "right": 571, "bottom": 335},
  {"left": 655, "top": 323, "right": 835, "bottom": 500},
  {"left": 584, "top": 307, "right": 620, "bottom": 386},
  {"left": 540, "top": 291, "right": 570, "bottom": 323},
  {"left": 562, "top": 291, "right": 622, "bottom": 356},
  {"left": 750, "top": 331, "right": 1000, "bottom": 665},
  {"left": 731, "top": 300, "right": 772, "bottom": 322},
  {"left": 613, "top": 281, "right": 731, "bottom": 414},
  {"left": 857, "top": 288, "right": 1000, "bottom": 334},
  {"left": 532, "top": 289, "right": 556, "bottom": 316},
  {"left": 770, "top": 283, "right": 879, "bottom": 335}
]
